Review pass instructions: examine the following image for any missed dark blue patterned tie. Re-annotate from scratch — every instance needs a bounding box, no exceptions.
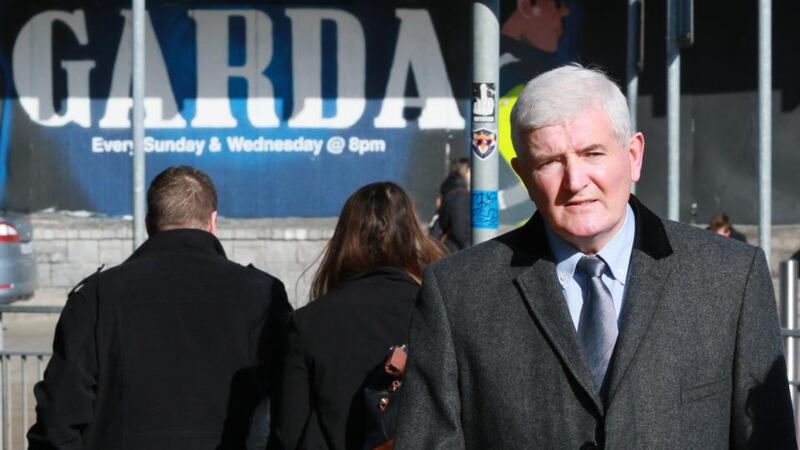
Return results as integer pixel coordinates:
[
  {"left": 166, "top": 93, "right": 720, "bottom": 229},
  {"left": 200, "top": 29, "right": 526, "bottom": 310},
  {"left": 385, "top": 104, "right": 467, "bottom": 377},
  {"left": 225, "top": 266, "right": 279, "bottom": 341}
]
[{"left": 576, "top": 256, "right": 619, "bottom": 394}]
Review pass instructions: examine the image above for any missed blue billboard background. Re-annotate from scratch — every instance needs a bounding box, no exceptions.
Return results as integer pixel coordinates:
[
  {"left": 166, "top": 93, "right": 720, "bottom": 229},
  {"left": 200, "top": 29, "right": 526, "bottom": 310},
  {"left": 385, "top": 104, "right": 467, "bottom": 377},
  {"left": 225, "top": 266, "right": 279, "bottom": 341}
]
[{"left": 0, "top": 1, "right": 477, "bottom": 217}]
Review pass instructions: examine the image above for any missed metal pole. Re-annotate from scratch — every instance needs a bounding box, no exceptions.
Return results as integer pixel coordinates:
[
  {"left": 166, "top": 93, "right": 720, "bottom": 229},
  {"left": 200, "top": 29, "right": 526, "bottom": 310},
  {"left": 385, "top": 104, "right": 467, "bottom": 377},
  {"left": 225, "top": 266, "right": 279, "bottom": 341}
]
[
  {"left": 132, "top": 0, "right": 147, "bottom": 250},
  {"left": 471, "top": 0, "right": 500, "bottom": 245},
  {"left": 1, "top": 357, "right": 6, "bottom": 450},
  {"left": 780, "top": 260, "right": 798, "bottom": 409},
  {"left": 666, "top": 0, "right": 680, "bottom": 221},
  {"left": 627, "top": 0, "right": 640, "bottom": 195},
  {"left": 758, "top": 0, "right": 772, "bottom": 265},
  {"left": 0, "top": 314, "right": 4, "bottom": 450}
]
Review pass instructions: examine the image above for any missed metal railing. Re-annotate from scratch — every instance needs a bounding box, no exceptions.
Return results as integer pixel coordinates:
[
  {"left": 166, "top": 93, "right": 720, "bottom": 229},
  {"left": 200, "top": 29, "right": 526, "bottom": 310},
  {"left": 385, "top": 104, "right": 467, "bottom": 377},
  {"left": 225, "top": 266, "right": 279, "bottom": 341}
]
[{"left": 0, "top": 305, "right": 62, "bottom": 450}]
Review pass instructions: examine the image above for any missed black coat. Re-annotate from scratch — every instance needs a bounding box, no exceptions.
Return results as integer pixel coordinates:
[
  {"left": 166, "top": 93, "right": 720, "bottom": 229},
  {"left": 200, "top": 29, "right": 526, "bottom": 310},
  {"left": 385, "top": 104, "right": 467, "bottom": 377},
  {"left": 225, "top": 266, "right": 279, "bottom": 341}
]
[
  {"left": 278, "top": 268, "right": 419, "bottom": 450},
  {"left": 437, "top": 179, "right": 470, "bottom": 253},
  {"left": 28, "top": 229, "right": 292, "bottom": 450}
]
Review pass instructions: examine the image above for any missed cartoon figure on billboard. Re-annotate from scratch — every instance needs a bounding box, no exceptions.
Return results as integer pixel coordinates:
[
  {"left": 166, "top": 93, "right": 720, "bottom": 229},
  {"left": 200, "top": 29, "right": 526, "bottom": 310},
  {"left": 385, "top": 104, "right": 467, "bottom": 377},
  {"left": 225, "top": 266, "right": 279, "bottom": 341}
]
[{"left": 497, "top": 0, "right": 580, "bottom": 223}]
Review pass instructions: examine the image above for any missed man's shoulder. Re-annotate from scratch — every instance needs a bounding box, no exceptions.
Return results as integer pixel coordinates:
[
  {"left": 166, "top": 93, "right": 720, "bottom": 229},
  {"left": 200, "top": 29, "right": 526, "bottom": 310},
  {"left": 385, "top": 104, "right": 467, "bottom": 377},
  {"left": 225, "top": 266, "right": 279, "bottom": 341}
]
[
  {"left": 97, "top": 253, "right": 286, "bottom": 295},
  {"left": 662, "top": 219, "right": 752, "bottom": 250},
  {"left": 239, "top": 262, "right": 286, "bottom": 289},
  {"left": 659, "top": 218, "right": 759, "bottom": 267}
]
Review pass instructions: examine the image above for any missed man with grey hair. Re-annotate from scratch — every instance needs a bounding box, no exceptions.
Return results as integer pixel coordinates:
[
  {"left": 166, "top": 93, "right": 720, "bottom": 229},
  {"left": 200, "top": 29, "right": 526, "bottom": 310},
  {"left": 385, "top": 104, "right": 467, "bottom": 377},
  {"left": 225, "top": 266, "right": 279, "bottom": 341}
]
[
  {"left": 29, "top": 166, "right": 291, "bottom": 450},
  {"left": 395, "top": 65, "right": 795, "bottom": 448}
]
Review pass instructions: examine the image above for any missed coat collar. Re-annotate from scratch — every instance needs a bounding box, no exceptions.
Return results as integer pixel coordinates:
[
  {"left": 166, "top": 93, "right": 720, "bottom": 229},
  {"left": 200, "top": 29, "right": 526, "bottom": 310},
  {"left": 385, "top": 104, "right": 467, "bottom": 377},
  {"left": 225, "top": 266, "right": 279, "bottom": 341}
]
[
  {"left": 510, "top": 195, "right": 673, "bottom": 415},
  {"left": 341, "top": 266, "right": 418, "bottom": 286},
  {"left": 126, "top": 228, "right": 227, "bottom": 262},
  {"left": 508, "top": 195, "right": 672, "bottom": 262}
]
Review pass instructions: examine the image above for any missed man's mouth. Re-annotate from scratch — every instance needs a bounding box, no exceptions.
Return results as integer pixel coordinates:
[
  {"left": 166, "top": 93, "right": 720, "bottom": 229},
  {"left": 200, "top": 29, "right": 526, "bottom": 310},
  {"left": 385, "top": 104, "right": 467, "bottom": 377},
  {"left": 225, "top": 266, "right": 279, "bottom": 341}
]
[{"left": 565, "top": 199, "right": 596, "bottom": 208}]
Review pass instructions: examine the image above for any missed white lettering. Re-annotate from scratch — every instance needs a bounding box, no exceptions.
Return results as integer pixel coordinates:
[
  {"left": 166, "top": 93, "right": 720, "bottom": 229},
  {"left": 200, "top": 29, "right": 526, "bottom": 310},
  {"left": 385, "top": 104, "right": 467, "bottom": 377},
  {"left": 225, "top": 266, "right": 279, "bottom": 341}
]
[
  {"left": 91, "top": 137, "right": 133, "bottom": 153},
  {"left": 374, "top": 9, "right": 464, "bottom": 129},
  {"left": 286, "top": 9, "right": 366, "bottom": 128},
  {"left": 226, "top": 136, "right": 323, "bottom": 155},
  {"left": 99, "top": 11, "right": 186, "bottom": 128},
  {"left": 189, "top": 10, "right": 279, "bottom": 128},
  {"left": 349, "top": 137, "right": 386, "bottom": 155},
  {"left": 13, "top": 10, "right": 94, "bottom": 127},
  {"left": 91, "top": 137, "right": 205, "bottom": 156},
  {"left": 13, "top": 8, "right": 464, "bottom": 131}
]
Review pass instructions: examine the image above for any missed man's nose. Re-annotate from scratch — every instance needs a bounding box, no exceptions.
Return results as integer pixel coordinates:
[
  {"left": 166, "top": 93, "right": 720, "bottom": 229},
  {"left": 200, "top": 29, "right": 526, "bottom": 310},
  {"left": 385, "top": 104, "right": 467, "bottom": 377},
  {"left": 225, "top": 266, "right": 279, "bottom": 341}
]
[{"left": 562, "top": 159, "right": 589, "bottom": 193}]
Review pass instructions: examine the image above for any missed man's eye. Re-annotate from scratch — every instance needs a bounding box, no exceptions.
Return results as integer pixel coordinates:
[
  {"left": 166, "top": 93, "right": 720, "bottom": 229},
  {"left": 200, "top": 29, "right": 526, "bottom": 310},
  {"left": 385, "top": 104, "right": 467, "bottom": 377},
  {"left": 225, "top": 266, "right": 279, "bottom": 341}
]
[{"left": 537, "top": 160, "right": 554, "bottom": 168}]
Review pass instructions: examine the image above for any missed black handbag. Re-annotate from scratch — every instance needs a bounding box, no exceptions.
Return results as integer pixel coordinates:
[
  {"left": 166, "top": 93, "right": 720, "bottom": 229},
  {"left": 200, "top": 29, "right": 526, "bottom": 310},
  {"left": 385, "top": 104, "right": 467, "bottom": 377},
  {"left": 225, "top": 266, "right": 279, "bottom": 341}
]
[{"left": 362, "top": 345, "right": 407, "bottom": 450}]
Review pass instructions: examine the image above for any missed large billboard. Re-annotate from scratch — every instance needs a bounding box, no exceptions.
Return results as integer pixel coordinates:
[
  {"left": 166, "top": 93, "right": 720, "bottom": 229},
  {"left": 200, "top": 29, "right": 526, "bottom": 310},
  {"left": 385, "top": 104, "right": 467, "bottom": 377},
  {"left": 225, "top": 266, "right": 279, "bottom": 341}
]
[
  {"left": 1, "top": 1, "right": 476, "bottom": 217},
  {"left": 0, "top": 0, "right": 589, "bottom": 221}
]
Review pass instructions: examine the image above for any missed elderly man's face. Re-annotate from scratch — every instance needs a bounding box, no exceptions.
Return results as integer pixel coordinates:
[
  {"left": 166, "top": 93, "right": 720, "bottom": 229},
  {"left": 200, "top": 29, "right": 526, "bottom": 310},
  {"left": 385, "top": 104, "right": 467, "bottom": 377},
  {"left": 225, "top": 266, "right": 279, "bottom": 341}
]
[{"left": 512, "top": 103, "right": 644, "bottom": 254}]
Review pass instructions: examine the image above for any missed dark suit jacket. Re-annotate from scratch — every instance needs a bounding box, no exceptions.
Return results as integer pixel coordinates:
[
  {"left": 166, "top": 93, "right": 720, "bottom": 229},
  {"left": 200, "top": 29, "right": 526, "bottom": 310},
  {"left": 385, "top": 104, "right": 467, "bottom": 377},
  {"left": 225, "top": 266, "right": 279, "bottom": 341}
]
[
  {"left": 28, "top": 229, "right": 292, "bottom": 450},
  {"left": 278, "top": 268, "right": 419, "bottom": 450},
  {"left": 395, "top": 197, "right": 796, "bottom": 449}
]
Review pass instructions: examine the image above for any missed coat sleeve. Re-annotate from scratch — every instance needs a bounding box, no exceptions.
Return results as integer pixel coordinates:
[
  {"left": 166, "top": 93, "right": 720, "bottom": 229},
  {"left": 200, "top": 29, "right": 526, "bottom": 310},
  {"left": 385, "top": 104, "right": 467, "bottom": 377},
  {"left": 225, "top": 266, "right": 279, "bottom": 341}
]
[
  {"left": 252, "top": 279, "right": 292, "bottom": 450},
  {"left": 276, "top": 314, "right": 313, "bottom": 449},
  {"left": 27, "top": 283, "right": 99, "bottom": 450},
  {"left": 730, "top": 248, "right": 797, "bottom": 449},
  {"left": 395, "top": 266, "right": 465, "bottom": 449},
  {"left": 265, "top": 280, "right": 293, "bottom": 385}
]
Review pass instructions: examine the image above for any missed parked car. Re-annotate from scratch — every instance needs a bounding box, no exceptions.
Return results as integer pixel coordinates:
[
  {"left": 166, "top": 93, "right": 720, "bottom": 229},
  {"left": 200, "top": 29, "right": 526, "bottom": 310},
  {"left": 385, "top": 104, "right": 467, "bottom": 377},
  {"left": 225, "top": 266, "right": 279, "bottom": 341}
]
[{"left": 0, "top": 213, "right": 37, "bottom": 302}]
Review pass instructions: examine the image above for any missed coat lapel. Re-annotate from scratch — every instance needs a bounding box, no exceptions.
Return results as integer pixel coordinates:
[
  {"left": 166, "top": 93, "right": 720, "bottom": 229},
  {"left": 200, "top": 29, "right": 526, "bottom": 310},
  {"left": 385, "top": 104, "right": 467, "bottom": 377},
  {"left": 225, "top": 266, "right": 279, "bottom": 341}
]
[
  {"left": 515, "top": 261, "right": 604, "bottom": 415},
  {"left": 606, "top": 197, "right": 675, "bottom": 403},
  {"left": 605, "top": 247, "right": 672, "bottom": 402},
  {"left": 509, "top": 215, "right": 604, "bottom": 415}
]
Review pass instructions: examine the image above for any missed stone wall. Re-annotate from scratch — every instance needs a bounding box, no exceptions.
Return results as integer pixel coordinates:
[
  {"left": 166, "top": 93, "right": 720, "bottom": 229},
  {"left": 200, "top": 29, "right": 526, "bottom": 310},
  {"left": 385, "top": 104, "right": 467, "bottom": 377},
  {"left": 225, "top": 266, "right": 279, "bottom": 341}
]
[
  {"left": 30, "top": 214, "right": 800, "bottom": 309},
  {"left": 32, "top": 213, "right": 336, "bottom": 309}
]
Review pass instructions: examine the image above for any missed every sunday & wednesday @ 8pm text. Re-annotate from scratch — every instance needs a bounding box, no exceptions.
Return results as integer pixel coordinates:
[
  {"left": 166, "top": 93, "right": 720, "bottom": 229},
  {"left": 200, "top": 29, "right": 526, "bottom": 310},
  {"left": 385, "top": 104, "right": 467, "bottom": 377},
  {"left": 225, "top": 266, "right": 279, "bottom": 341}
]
[{"left": 90, "top": 136, "right": 388, "bottom": 157}]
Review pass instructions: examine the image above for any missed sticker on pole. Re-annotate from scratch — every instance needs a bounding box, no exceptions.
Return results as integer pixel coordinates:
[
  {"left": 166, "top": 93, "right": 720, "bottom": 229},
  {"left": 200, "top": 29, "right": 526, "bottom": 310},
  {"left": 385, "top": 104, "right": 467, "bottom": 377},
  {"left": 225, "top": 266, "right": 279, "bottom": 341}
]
[
  {"left": 472, "top": 83, "right": 496, "bottom": 123},
  {"left": 472, "top": 190, "right": 498, "bottom": 229},
  {"left": 471, "top": 128, "right": 496, "bottom": 160}
]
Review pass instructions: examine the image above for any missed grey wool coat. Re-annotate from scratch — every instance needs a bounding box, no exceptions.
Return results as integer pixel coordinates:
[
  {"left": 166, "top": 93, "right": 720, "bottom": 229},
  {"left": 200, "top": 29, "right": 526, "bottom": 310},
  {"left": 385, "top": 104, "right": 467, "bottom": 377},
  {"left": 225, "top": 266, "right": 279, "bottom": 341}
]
[{"left": 395, "top": 197, "right": 796, "bottom": 449}]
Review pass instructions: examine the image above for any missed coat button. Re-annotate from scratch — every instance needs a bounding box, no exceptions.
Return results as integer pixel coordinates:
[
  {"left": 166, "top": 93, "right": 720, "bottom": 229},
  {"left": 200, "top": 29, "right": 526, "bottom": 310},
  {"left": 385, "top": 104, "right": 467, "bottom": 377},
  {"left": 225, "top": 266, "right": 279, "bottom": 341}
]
[{"left": 580, "top": 442, "right": 598, "bottom": 450}]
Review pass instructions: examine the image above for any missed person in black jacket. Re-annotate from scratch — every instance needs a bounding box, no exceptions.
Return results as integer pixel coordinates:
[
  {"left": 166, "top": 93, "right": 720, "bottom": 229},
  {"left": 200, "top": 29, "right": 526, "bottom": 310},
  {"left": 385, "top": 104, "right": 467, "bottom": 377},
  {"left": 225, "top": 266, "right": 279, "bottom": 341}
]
[
  {"left": 432, "top": 158, "right": 471, "bottom": 253},
  {"left": 28, "top": 166, "right": 292, "bottom": 450},
  {"left": 278, "top": 181, "right": 444, "bottom": 450}
]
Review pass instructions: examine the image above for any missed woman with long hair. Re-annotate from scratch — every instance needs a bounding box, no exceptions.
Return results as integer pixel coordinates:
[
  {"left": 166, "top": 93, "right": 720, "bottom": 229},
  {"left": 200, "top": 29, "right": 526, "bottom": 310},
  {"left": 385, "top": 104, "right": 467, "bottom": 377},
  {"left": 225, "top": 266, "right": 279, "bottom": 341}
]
[{"left": 278, "top": 181, "right": 444, "bottom": 450}]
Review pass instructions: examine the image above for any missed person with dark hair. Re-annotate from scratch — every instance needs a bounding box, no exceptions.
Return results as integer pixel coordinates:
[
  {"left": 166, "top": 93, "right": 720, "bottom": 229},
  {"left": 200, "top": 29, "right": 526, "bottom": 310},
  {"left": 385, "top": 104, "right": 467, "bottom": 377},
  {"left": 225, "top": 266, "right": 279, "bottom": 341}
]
[
  {"left": 278, "top": 181, "right": 444, "bottom": 450},
  {"left": 28, "top": 165, "right": 292, "bottom": 450},
  {"left": 707, "top": 212, "right": 748, "bottom": 243},
  {"left": 431, "top": 158, "right": 471, "bottom": 252}
]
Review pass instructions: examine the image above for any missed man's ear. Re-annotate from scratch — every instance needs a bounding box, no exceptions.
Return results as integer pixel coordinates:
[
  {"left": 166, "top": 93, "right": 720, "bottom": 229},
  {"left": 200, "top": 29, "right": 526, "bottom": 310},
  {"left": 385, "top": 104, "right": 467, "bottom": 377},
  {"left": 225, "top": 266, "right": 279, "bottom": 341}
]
[
  {"left": 517, "top": 0, "right": 535, "bottom": 18},
  {"left": 145, "top": 214, "right": 155, "bottom": 237},
  {"left": 511, "top": 156, "right": 536, "bottom": 202},
  {"left": 627, "top": 132, "right": 645, "bottom": 183},
  {"left": 208, "top": 210, "right": 218, "bottom": 235}
]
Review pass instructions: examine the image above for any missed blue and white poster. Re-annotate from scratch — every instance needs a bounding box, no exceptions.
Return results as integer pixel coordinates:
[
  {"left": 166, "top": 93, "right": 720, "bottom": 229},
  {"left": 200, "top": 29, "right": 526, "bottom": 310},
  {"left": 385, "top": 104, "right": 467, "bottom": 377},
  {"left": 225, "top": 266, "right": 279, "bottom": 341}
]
[{"left": 0, "top": 1, "right": 475, "bottom": 217}]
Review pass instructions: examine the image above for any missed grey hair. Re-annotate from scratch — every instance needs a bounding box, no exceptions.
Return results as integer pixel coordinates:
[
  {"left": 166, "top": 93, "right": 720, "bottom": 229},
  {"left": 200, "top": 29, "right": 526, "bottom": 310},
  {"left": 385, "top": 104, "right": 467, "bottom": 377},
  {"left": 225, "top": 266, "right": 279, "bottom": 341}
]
[{"left": 510, "top": 64, "right": 632, "bottom": 157}]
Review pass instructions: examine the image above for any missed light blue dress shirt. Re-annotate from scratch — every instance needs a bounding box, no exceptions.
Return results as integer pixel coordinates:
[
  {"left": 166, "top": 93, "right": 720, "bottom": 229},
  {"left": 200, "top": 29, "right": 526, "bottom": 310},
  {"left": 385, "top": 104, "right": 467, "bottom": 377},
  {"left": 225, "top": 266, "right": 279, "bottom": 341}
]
[{"left": 544, "top": 205, "right": 636, "bottom": 330}]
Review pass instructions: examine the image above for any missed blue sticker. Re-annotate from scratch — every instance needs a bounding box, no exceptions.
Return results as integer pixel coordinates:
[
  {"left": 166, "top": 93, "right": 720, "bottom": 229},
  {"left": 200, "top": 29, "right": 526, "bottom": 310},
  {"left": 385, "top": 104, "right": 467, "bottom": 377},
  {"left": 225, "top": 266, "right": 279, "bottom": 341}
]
[{"left": 472, "top": 190, "right": 498, "bottom": 229}]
